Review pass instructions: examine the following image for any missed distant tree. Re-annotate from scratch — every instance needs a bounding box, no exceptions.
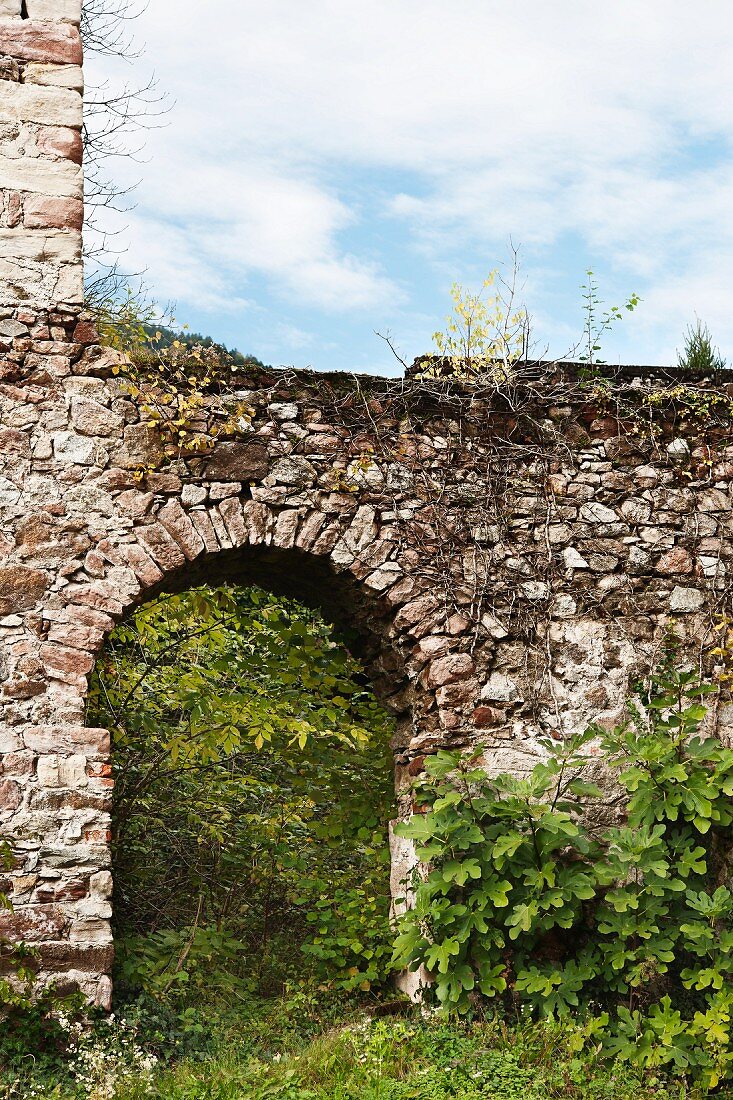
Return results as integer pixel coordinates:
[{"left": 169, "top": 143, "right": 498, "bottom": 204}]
[{"left": 141, "top": 324, "right": 265, "bottom": 368}]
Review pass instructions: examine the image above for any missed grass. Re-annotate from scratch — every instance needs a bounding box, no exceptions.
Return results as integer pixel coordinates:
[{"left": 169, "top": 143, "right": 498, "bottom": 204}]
[
  {"left": 3, "top": 988, "right": 730, "bottom": 1099},
  {"left": 98, "top": 998, "right": 702, "bottom": 1100}
]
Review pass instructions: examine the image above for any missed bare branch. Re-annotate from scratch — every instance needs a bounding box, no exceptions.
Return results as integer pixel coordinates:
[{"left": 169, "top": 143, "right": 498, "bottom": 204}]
[
  {"left": 374, "top": 330, "right": 410, "bottom": 371},
  {"left": 82, "top": 0, "right": 173, "bottom": 310}
]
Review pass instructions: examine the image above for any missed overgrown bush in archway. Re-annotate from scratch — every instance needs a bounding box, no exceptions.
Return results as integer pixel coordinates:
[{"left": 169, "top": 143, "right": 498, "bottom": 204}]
[{"left": 87, "top": 585, "right": 396, "bottom": 1001}]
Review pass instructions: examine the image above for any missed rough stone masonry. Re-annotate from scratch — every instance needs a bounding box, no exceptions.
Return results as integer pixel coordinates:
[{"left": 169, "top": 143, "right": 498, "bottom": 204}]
[{"left": 3, "top": 3, "right": 733, "bottom": 1009}]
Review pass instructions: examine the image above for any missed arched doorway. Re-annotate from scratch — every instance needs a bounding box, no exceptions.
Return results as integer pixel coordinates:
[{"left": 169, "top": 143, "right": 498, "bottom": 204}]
[
  {"left": 88, "top": 572, "right": 402, "bottom": 1001},
  {"left": 73, "top": 538, "right": 416, "bottom": 1008}
]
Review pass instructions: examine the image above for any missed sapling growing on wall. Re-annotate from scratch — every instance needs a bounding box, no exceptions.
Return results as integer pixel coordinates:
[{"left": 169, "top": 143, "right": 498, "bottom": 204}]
[
  {"left": 579, "top": 270, "right": 640, "bottom": 371},
  {"left": 677, "top": 318, "right": 727, "bottom": 373},
  {"left": 417, "top": 247, "right": 531, "bottom": 381}
]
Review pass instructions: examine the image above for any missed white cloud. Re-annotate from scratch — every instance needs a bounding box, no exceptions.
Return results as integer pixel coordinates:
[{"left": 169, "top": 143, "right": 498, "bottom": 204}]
[
  {"left": 90, "top": 149, "right": 400, "bottom": 312},
  {"left": 86, "top": 0, "right": 733, "bottom": 362}
]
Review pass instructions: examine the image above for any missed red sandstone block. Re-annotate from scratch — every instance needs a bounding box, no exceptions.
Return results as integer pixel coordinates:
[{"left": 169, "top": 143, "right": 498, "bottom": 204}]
[
  {"left": 158, "top": 500, "right": 205, "bottom": 561},
  {"left": 23, "top": 195, "right": 84, "bottom": 230},
  {"left": 63, "top": 581, "right": 125, "bottom": 616},
  {"left": 41, "top": 642, "right": 94, "bottom": 676},
  {"left": 435, "top": 678, "right": 480, "bottom": 708},
  {"left": 425, "top": 653, "right": 476, "bottom": 689},
  {"left": 87, "top": 762, "right": 114, "bottom": 789},
  {"left": 64, "top": 603, "right": 115, "bottom": 633},
  {"left": 2, "top": 678, "right": 47, "bottom": 700},
  {"left": 137, "top": 522, "right": 187, "bottom": 572},
  {"left": 34, "top": 879, "right": 88, "bottom": 903},
  {"left": 87, "top": 762, "right": 112, "bottom": 780},
  {"left": 106, "top": 541, "right": 163, "bottom": 588},
  {"left": 1, "top": 751, "right": 33, "bottom": 776},
  {"left": 35, "top": 125, "right": 83, "bottom": 163},
  {"left": 83, "top": 828, "right": 111, "bottom": 845},
  {"left": 189, "top": 509, "right": 221, "bottom": 554},
  {"left": 0, "top": 22, "right": 82, "bottom": 65},
  {"left": 72, "top": 320, "right": 98, "bottom": 344},
  {"left": 0, "top": 904, "right": 67, "bottom": 942},
  {"left": 47, "top": 622, "right": 103, "bottom": 651},
  {"left": 37, "top": 942, "right": 115, "bottom": 973},
  {"left": 5, "top": 191, "right": 21, "bottom": 228},
  {"left": 657, "top": 546, "right": 694, "bottom": 575},
  {"left": 0, "top": 779, "right": 21, "bottom": 811},
  {"left": 219, "top": 497, "right": 248, "bottom": 545},
  {"left": 472, "top": 705, "right": 505, "bottom": 728}
]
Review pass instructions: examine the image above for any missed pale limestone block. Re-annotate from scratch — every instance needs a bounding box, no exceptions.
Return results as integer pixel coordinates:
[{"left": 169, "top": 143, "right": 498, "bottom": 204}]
[
  {"left": 0, "top": 228, "right": 81, "bottom": 262},
  {"left": 52, "top": 260, "right": 83, "bottom": 304},
  {"left": 389, "top": 823, "right": 429, "bottom": 1001},
  {"left": 0, "top": 83, "right": 82, "bottom": 128},
  {"left": 69, "top": 920, "right": 113, "bottom": 944},
  {"left": 2, "top": 255, "right": 84, "bottom": 309},
  {"left": 94, "top": 976, "right": 113, "bottom": 1011},
  {"left": 58, "top": 754, "right": 87, "bottom": 787},
  {"left": 0, "top": 0, "right": 21, "bottom": 16},
  {"left": 0, "top": 256, "right": 44, "bottom": 304},
  {"left": 0, "top": 154, "right": 82, "bottom": 197},
  {"left": 76, "top": 897, "right": 113, "bottom": 920},
  {"left": 52, "top": 430, "right": 107, "bottom": 465},
  {"left": 37, "top": 754, "right": 61, "bottom": 787},
  {"left": 90, "top": 871, "right": 113, "bottom": 898},
  {"left": 0, "top": 263, "right": 62, "bottom": 305},
  {"left": 26, "top": 0, "right": 81, "bottom": 22},
  {"left": 23, "top": 62, "right": 83, "bottom": 92}
]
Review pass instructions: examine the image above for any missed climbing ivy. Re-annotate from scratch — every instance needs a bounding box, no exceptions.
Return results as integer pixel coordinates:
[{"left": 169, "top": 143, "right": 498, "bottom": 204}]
[{"left": 394, "top": 657, "right": 733, "bottom": 1089}]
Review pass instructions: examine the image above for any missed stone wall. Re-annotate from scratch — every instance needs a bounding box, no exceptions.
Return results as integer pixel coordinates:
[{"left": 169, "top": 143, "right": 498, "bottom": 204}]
[
  {"left": 3, "top": 345, "right": 733, "bottom": 1005},
  {"left": 3, "top": 0, "right": 733, "bottom": 1011},
  {"left": 0, "top": 0, "right": 83, "bottom": 308}
]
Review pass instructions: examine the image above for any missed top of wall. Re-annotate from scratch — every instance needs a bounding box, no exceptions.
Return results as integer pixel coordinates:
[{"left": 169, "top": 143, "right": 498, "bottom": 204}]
[
  {"left": 0, "top": 0, "right": 83, "bottom": 309},
  {"left": 0, "top": 0, "right": 81, "bottom": 21}
]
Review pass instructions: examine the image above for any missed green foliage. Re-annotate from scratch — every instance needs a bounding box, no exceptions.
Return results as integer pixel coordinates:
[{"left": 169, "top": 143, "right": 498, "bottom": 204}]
[
  {"left": 394, "top": 657, "right": 733, "bottom": 1089},
  {"left": 579, "top": 270, "right": 640, "bottom": 371},
  {"left": 88, "top": 285, "right": 263, "bottom": 370},
  {"left": 89, "top": 288, "right": 265, "bottom": 471},
  {"left": 87, "top": 585, "right": 396, "bottom": 1001},
  {"left": 0, "top": 840, "right": 12, "bottom": 913},
  {"left": 677, "top": 319, "right": 726, "bottom": 373},
  {"left": 112, "top": 332, "right": 265, "bottom": 467},
  {"left": 0, "top": 990, "right": 713, "bottom": 1098},
  {"left": 87, "top": 284, "right": 161, "bottom": 354},
  {"left": 0, "top": 1005, "right": 159, "bottom": 1098}
]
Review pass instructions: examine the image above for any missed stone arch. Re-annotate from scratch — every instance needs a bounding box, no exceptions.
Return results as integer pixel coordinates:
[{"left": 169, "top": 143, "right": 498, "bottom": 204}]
[
  {"left": 94, "top": 553, "right": 410, "bottom": 999},
  {"left": 4, "top": 467, "right": 455, "bottom": 1007}
]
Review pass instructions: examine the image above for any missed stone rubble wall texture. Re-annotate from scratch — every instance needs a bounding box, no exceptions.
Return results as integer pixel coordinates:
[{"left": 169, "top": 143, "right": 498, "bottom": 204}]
[
  {"left": 0, "top": 0, "right": 83, "bottom": 308},
  {"left": 2, "top": 6, "right": 733, "bottom": 1012}
]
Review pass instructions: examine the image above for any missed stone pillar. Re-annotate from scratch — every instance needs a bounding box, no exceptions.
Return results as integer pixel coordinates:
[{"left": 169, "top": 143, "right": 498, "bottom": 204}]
[
  {"left": 0, "top": 0, "right": 84, "bottom": 307},
  {"left": 0, "top": 0, "right": 113, "bottom": 1010}
]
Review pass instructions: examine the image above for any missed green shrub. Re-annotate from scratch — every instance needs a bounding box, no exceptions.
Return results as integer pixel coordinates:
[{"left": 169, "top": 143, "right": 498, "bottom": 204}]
[{"left": 393, "top": 658, "right": 733, "bottom": 1089}]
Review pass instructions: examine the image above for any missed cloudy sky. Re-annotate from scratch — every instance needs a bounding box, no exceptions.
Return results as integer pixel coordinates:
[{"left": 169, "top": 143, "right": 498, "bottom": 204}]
[{"left": 88, "top": 1, "right": 733, "bottom": 374}]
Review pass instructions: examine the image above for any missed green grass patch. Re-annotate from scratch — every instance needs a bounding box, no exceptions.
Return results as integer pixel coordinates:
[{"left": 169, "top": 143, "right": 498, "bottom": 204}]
[{"left": 4, "top": 990, "right": 723, "bottom": 1100}]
